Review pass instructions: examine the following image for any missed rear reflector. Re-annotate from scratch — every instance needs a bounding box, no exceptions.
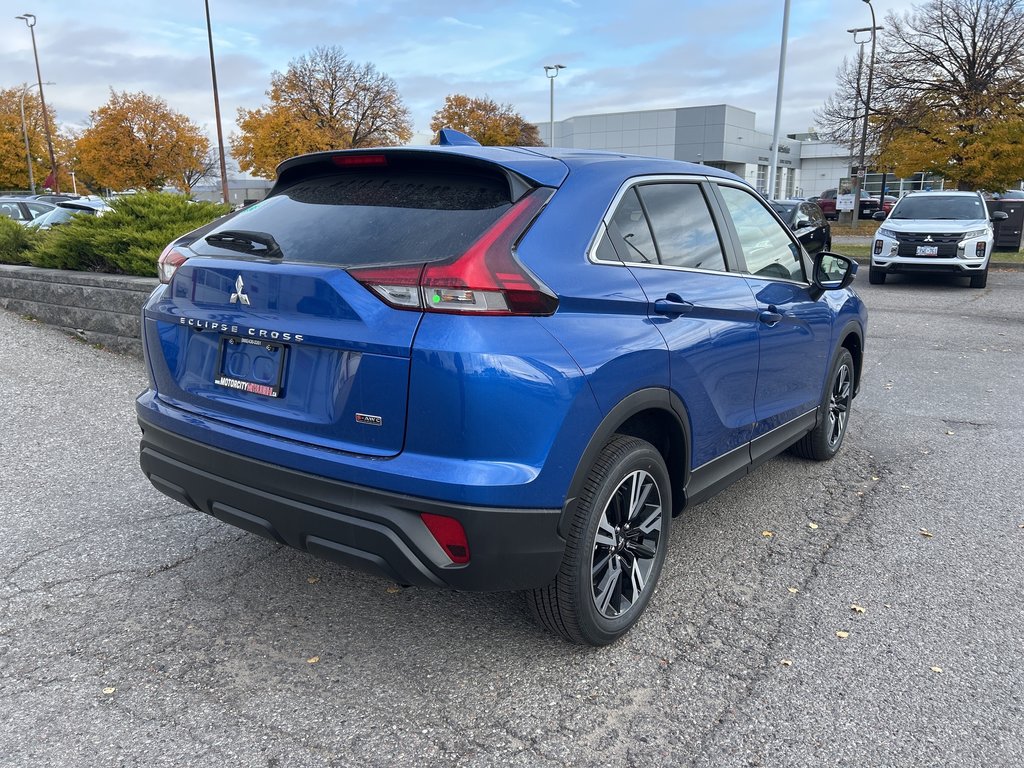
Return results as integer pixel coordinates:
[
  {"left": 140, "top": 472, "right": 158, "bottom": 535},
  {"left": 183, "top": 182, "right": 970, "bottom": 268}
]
[
  {"left": 349, "top": 188, "right": 557, "bottom": 316},
  {"left": 420, "top": 513, "right": 470, "bottom": 564},
  {"left": 333, "top": 154, "right": 388, "bottom": 167}
]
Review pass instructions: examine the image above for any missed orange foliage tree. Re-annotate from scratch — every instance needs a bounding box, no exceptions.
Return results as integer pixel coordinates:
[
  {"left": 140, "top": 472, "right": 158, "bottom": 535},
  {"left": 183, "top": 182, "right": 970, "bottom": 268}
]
[
  {"left": 75, "top": 90, "right": 211, "bottom": 193},
  {"left": 231, "top": 46, "right": 413, "bottom": 178},
  {"left": 429, "top": 94, "right": 541, "bottom": 146}
]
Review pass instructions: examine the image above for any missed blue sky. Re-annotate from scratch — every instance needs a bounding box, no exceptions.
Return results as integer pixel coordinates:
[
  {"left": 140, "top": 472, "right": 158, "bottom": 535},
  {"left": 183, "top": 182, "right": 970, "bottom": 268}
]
[{"left": 2, "top": 0, "right": 919, "bottom": 147}]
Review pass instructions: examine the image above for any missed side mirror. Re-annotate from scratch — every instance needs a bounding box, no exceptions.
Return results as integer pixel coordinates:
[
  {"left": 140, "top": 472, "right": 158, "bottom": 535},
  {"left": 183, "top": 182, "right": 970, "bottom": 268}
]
[
  {"left": 795, "top": 219, "right": 813, "bottom": 229},
  {"left": 812, "top": 252, "right": 857, "bottom": 296},
  {"left": 872, "top": 210, "right": 887, "bottom": 220},
  {"left": 991, "top": 210, "right": 1009, "bottom": 221}
]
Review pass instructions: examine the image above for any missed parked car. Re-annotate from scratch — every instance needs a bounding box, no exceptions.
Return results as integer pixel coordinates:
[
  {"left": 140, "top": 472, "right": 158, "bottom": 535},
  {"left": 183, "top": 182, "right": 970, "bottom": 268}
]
[
  {"left": 0, "top": 197, "right": 55, "bottom": 225},
  {"left": 869, "top": 191, "right": 1008, "bottom": 288},
  {"left": 769, "top": 200, "right": 832, "bottom": 255},
  {"left": 881, "top": 195, "right": 899, "bottom": 214},
  {"left": 136, "top": 133, "right": 867, "bottom": 645},
  {"left": 814, "top": 188, "right": 880, "bottom": 220},
  {"left": 25, "top": 199, "right": 112, "bottom": 230},
  {"left": 26, "top": 193, "right": 81, "bottom": 203}
]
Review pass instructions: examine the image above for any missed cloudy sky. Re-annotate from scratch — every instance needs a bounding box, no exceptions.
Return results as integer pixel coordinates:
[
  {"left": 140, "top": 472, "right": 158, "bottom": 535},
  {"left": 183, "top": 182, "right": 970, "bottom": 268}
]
[{"left": 2, "top": 0, "right": 921, "bottom": 148}]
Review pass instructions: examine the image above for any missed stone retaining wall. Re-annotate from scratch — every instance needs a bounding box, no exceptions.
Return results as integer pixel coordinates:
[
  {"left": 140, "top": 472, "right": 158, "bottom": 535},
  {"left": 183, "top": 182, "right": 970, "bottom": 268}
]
[{"left": 0, "top": 265, "right": 158, "bottom": 358}]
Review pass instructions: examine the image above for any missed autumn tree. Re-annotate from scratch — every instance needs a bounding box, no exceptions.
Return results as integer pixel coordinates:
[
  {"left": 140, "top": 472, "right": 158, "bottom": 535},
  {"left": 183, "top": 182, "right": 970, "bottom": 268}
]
[
  {"left": 429, "top": 94, "right": 541, "bottom": 146},
  {"left": 74, "top": 90, "right": 211, "bottom": 192},
  {"left": 231, "top": 46, "right": 413, "bottom": 178},
  {"left": 0, "top": 86, "right": 59, "bottom": 190},
  {"left": 817, "top": 0, "right": 1024, "bottom": 190}
]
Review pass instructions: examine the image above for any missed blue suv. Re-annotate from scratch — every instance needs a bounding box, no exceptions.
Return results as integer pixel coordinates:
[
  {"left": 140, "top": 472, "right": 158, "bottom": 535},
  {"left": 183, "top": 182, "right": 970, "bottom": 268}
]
[{"left": 137, "top": 133, "right": 866, "bottom": 645}]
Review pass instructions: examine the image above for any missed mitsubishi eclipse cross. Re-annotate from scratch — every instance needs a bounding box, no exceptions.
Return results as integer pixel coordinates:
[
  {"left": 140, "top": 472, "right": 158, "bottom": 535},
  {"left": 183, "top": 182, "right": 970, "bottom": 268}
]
[{"left": 136, "top": 131, "right": 867, "bottom": 645}]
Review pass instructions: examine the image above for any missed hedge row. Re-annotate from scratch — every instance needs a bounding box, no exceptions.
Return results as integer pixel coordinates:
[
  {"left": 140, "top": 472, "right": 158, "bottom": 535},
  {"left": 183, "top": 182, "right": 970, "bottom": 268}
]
[{"left": 0, "top": 193, "right": 232, "bottom": 276}]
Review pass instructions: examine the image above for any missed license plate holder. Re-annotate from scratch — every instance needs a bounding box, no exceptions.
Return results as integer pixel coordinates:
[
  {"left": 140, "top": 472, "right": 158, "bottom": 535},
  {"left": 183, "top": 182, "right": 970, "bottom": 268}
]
[
  {"left": 215, "top": 336, "right": 286, "bottom": 397},
  {"left": 916, "top": 245, "right": 939, "bottom": 256}
]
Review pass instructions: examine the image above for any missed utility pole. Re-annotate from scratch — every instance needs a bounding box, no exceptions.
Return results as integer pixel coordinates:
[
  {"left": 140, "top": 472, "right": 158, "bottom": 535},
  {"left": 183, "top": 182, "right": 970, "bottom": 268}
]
[
  {"left": 205, "top": 0, "right": 230, "bottom": 205},
  {"left": 16, "top": 14, "right": 58, "bottom": 192}
]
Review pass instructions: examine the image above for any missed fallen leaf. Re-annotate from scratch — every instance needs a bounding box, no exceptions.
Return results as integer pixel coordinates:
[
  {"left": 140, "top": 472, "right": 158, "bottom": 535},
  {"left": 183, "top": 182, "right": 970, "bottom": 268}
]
[
  {"left": 787, "top": 587, "right": 799, "bottom": 594},
  {"left": 808, "top": 522, "right": 819, "bottom": 530},
  {"left": 761, "top": 530, "right": 774, "bottom": 538},
  {"left": 856, "top": 491, "right": 864, "bottom": 496},
  {"left": 306, "top": 576, "right": 320, "bottom": 584},
  {"left": 851, "top": 604, "right": 866, "bottom": 614},
  {"left": 780, "top": 659, "right": 793, "bottom": 667},
  {"left": 871, "top": 476, "right": 880, "bottom": 481},
  {"left": 386, "top": 585, "right": 402, "bottom": 594},
  {"left": 930, "top": 666, "right": 943, "bottom": 674},
  {"left": 946, "top": 430, "right": 955, "bottom": 436},
  {"left": 835, "top": 630, "right": 850, "bottom": 639},
  {"left": 1018, "top": 523, "right": 1024, "bottom": 529},
  {"left": 102, "top": 687, "right": 116, "bottom": 695},
  {"left": 919, "top": 528, "right": 934, "bottom": 538},
  {"left": 307, "top": 656, "right": 320, "bottom": 664}
]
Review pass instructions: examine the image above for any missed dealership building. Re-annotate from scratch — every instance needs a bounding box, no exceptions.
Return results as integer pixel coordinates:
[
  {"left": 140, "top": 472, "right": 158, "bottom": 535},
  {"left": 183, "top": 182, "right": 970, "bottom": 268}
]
[{"left": 537, "top": 103, "right": 864, "bottom": 199}]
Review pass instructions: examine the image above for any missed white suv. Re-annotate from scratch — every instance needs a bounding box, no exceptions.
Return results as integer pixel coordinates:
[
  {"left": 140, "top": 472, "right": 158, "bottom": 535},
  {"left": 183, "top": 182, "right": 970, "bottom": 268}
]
[{"left": 869, "top": 191, "right": 1008, "bottom": 288}]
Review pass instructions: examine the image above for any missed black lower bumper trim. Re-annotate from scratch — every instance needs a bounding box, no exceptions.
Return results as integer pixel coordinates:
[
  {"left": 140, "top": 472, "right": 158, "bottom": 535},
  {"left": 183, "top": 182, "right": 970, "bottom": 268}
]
[{"left": 137, "top": 415, "right": 566, "bottom": 591}]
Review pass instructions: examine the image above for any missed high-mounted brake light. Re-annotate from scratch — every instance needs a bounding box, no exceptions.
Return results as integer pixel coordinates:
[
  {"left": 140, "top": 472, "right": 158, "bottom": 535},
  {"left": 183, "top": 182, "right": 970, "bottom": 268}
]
[
  {"left": 333, "top": 154, "right": 388, "bottom": 167},
  {"left": 349, "top": 189, "right": 557, "bottom": 316},
  {"left": 157, "top": 244, "right": 190, "bottom": 284}
]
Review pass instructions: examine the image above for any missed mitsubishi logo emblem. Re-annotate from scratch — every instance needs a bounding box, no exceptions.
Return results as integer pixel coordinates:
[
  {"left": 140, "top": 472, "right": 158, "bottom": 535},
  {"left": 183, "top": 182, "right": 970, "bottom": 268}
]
[
  {"left": 923, "top": 235, "right": 934, "bottom": 242},
  {"left": 229, "top": 275, "right": 251, "bottom": 305}
]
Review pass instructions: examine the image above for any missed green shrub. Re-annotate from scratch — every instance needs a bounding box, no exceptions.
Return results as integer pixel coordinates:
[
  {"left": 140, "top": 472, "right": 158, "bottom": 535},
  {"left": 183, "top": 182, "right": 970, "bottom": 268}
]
[
  {"left": 0, "top": 215, "right": 39, "bottom": 265},
  {"left": 30, "top": 193, "right": 232, "bottom": 276}
]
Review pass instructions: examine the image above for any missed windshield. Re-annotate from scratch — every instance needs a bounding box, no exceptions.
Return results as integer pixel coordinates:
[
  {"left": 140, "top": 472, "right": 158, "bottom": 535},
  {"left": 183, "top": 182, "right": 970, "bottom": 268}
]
[
  {"left": 890, "top": 195, "right": 987, "bottom": 220},
  {"left": 769, "top": 203, "right": 796, "bottom": 220}
]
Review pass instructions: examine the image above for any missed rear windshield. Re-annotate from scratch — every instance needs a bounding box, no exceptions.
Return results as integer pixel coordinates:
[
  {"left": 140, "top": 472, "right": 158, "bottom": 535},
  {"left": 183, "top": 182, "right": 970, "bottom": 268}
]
[
  {"left": 191, "top": 170, "right": 513, "bottom": 267},
  {"left": 890, "top": 195, "right": 987, "bottom": 220}
]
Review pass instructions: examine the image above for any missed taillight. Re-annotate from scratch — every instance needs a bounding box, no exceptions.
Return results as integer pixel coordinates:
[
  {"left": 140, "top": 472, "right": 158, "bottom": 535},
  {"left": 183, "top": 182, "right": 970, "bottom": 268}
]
[
  {"left": 333, "top": 154, "right": 388, "bottom": 167},
  {"left": 420, "top": 513, "right": 470, "bottom": 564},
  {"left": 349, "top": 189, "right": 558, "bottom": 316},
  {"left": 157, "top": 244, "right": 190, "bottom": 284}
]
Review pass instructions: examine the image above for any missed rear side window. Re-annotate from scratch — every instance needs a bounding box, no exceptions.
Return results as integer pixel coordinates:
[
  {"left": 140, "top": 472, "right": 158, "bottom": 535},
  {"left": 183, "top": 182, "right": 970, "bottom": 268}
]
[
  {"left": 636, "top": 184, "right": 725, "bottom": 271},
  {"left": 192, "top": 170, "right": 514, "bottom": 267}
]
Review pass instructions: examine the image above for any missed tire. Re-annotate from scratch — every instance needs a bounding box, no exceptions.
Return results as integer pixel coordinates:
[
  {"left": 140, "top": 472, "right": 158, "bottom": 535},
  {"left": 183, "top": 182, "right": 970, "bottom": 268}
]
[
  {"left": 868, "top": 266, "right": 886, "bottom": 285},
  {"left": 791, "top": 348, "right": 855, "bottom": 461},
  {"left": 970, "top": 269, "right": 988, "bottom": 289},
  {"left": 529, "top": 435, "right": 671, "bottom": 646}
]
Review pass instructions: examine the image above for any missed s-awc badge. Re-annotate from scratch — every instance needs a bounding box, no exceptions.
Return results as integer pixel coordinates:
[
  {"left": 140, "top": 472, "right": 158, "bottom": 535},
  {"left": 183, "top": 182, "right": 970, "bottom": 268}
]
[{"left": 355, "top": 413, "right": 383, "bottom": 426}]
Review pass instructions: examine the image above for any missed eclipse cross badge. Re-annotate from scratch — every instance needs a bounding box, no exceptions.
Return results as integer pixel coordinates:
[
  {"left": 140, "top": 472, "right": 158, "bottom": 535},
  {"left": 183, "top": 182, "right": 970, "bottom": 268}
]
[{"left": 230, "top": 275, "right": 251, "bottom": 305}]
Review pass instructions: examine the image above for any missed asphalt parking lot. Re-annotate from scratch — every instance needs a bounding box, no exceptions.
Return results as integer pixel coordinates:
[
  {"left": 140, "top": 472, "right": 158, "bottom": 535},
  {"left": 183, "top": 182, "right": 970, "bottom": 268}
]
[{"left": 2, "top": 269, "right": 1022, "bottom": 767}]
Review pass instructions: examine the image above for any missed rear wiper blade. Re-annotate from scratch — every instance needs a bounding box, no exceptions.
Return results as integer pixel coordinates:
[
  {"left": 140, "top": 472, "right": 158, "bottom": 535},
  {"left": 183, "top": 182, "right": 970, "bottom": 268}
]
[{"left": 205, "top": 230, "right": 283, "bottom": 258}]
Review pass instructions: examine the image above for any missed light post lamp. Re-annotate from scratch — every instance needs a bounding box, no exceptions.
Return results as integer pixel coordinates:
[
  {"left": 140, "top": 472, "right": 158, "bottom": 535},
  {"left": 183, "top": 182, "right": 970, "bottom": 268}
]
[
  {"left": 19, "top": 80, "right": 54, "bottom": 194},
  {"left": 544, "top": 64, "right": 565, "bottom": 148},
  {"left": 16, "top": 13, "right": 59, "bottom": 192},
  {"left": 850, "top": 0, "right": 880, "bottom": 228}
]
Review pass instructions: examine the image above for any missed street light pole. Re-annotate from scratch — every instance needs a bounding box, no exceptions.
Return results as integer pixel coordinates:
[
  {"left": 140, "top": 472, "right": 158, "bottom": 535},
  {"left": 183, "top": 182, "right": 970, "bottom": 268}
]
[
  {"left": 767, "top": 0, "right": 791, "bottom": 200},
  {"left": 204, "top": 0, "right": 230, "bottom": 205},
  {"left": 16, "top": 13, "right": 59, "bottom": 193},
  {"left": 544, "top": 64, "right": 565, "bottom": 148},
  {"left": 19, "top": 80, "right": 54, "bottom": 194},
  {"left": 850, "top": 0, "right": 879, "bottom": 228}
]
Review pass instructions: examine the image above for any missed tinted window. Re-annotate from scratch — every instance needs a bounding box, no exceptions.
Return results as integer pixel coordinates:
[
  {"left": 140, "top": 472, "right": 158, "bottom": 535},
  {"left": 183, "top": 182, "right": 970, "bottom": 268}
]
[
  {"left": 719, "top": 185, "right": 804, "bottom": 282},
  {"left": 608, "top": 188, "right": 657, "bottom": 264},
  {"left": 192, "top": 170, "right": 513, "bottom": 267},
  {"left": 890, "top": 195, "right": 986, "bottom": 220},
  {"left": 637, "top": 184, "right": 725, "bottom": 270},
  {"left": 0, "top": 202, "right": 27, "bottom": 222}
]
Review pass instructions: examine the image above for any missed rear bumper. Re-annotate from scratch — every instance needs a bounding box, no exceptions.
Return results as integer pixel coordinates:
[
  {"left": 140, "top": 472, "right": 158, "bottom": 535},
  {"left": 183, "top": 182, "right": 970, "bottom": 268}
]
[{"left": 138, "top": 415, "right": 566, "bottom": 591}]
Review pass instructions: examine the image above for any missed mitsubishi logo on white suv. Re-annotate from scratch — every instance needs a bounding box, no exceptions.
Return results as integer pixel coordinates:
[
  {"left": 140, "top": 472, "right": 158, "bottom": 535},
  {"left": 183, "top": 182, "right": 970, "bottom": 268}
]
[
  {"left": 229, "top": 275, "right": 251, "bottom": 305},
  {"left": 923, "top": 235, "right": 934, "bottom": 242}
]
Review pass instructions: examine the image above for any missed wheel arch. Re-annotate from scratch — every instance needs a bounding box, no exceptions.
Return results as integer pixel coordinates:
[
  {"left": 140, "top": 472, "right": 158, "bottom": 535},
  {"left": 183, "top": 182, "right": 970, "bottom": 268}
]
[
  {"left": 558, "top": 388, "right": 691, "bottom": 537},
  {"left": 838, "top": 320, "right": 864, "bottom": 397}
]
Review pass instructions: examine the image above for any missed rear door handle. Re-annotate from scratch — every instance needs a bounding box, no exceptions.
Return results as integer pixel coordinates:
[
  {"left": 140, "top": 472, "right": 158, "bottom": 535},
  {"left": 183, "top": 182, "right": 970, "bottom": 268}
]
[
  {"left": 758, "top": 307, "right": 783, "bottom": 326},
  {"left": 653, "top": 293, "right": 695, "bottom": 317}
]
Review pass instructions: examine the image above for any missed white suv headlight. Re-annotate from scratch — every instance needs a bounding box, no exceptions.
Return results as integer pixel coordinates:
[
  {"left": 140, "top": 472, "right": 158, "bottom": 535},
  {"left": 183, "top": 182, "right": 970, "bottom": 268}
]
[
  {"left": 960, "top": 229, "right": 988, "bottom": 240},
  {"left": 878, "top": 228, "right": 899, "bottom": 239}
]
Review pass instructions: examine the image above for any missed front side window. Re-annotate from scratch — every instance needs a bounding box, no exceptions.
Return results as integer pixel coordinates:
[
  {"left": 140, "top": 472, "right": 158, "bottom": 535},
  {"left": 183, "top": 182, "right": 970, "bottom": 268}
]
[
  {"left": 718, "top": 185, "right": 804, "bottom": 282},
  {"left": 635, "top": 183, "right": 725, "bottom": 271}
]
